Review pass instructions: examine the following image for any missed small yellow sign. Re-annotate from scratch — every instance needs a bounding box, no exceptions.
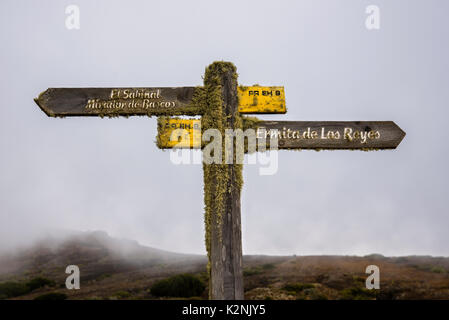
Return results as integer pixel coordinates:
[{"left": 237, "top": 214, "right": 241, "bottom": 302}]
[
  {"left": 238, "top": 86, "right": 286, "bottom": 114},
  {"left": 157, "top": 118, "right": 201, "bottom": 149}
]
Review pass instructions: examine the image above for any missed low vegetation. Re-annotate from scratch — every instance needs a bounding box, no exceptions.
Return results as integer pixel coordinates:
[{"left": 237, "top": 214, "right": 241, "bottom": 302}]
[
  {"left": 0, "top": 277, "right": 56, "bottom": 299},
  {"left": 26, "top": 277, "right": 56, "bottom": 291},
  {"left": 150, "top": 274, "right": 205, "bottom": 298},
  {"left": 339, "top": 287, "right": 377, "bottom": 300},
  {"left": 0, "top": 282, "right": 30, "bottom": 299},
  {"left": 283, "top": 283, "right": 315, "bottom": 293},
  {"left": 1, "top": 232, "right": 448, "bottom": 300},
  {"left": 243, "top": 264, "right": 276, "bottom": 276},
  {"left": 111, "top": 291, "right": 132, "bottom": 299}
]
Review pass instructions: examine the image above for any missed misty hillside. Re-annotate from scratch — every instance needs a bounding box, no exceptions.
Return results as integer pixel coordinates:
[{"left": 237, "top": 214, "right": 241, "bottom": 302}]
[
  {"left": 0, "top": 231, "right": 448, "bottom": 300},
  {"left": 0, "top": 231, "right": 206, "bottom": 281}
]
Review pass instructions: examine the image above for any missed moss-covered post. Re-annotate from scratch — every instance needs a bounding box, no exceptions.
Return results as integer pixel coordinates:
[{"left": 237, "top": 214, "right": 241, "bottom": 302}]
[{"left": 202, "top": 62, "right": 244, "bottom": 299}]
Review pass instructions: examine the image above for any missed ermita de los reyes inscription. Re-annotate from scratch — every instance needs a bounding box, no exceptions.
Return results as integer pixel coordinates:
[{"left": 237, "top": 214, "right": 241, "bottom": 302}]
[
  {"left": 157, "top": 119, "right": 405, "bottom": 149},
  {"left": 258, "top": 126, "right": 380, "bottom": 143},
  {"left": 251, "top": 121, "right": 405, "bottom": 149}
]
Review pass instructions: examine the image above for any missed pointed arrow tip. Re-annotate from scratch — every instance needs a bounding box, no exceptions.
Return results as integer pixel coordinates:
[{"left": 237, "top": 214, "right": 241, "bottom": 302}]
[
  {"left": 34, "top": 89, "right": 55, "bottom": 117},
  {"left": 392, "top": 122, "right": 406, "bottom": 148}
]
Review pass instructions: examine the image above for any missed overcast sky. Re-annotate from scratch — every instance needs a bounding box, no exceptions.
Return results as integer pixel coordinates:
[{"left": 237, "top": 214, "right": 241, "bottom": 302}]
[{"left": 0, "top": 0, "right": 448, "bottom": 256}]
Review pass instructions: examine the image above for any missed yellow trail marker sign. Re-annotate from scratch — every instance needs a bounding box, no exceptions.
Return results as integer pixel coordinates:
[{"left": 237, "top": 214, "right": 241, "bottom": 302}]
[
  {"left": 237, "top": 86, "right": 286, "bottom": 114},
  {"left": 157, "top": 118, "right": 201, "bottom": 149}
]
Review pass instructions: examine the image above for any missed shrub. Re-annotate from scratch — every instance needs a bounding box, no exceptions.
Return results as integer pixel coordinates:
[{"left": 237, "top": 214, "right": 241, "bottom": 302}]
[
  {"left": 243, "top": 264, "right": 275, "bottom": 277},
  {"left": 340, "top": 287, "right": 376, "bottom": 300},
  {"left": 430, "top": 266, "right": 446, "bottom": 274},
  {"left": 261, "top": 264, "right": 275, "bottom": 270},
  {"left": 34, "top": 292, "right": 68, "bottom": 300},
  {"left": 283, "top": 283, "right": 315, "bottom": 293},
  {"left": 0, "top": 277, "right": 58, "bottom": 299},
  {"left": 243, "top": 268, "right": 262, "bottom": 276},
  {"left": 150, "top": 274, "right": 205, "bottom": 298},
  {"left": 26, "top": 277, "right": 56, "bottom": 291},
  {"left": 352, "top": 276, "right": 365, "bottom": 283},
  {"left": 113, "top": 291, "right": 131, "bottom": 299},
  {"left": 0, "top": 282, "right": 31, "bottom": 299}
]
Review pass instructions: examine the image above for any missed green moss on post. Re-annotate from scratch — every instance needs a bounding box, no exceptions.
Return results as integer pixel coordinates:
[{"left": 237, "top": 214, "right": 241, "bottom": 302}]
[
  {"left": 242, "top": 116, "right": 261, "bottom": 131},
  {"left": 202, "top": 61, "right": 244, "bottom": 300}
]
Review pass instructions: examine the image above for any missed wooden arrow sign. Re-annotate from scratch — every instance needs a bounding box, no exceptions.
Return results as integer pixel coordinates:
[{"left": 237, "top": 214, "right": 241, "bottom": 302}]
[
  {"left": 35, "top": 86, "right": 286, "bottom": 117},
  {"left": 157, "top": 119, "right": 405, "bottom": 150},
  {"left": 255, "top": 121, "right": 405, "bottom": 149},
  {"left": 34, "top": 87, "right": 202, "bottom": 117}
]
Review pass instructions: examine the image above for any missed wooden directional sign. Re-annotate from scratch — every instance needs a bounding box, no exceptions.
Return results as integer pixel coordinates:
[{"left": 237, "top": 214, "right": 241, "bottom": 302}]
[
  {"left": 256, "top": 121, "right": 406, "bottom": 149},
  {"left": 157, "top": 119, "right": 405, "bottom": 149},
  {"left": 237, "top": 86, "right": 286, "bottom": 114},
  {"left": 35, "top": 85, "right": 286, "bottom": 117},
  {"left": 34, "top": 87, "right": 202, "bottom": 117}
]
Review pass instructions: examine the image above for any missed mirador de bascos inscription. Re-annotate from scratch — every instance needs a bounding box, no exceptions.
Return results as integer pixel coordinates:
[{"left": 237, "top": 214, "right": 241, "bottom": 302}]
[
  {"left": 35, "top": 87, "right": 201, "bottom": 117},
  {"left": 85, "top": 89, "right": 177, "bottom": 110}
]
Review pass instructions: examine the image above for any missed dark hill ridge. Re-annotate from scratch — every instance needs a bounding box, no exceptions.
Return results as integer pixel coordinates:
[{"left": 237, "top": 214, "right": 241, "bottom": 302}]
[
  {"left": 0, "top": 231, "right": 448, "bottom": 300},
  {"left": 0, "top": 231, "right": 206, "bottom": 282}
]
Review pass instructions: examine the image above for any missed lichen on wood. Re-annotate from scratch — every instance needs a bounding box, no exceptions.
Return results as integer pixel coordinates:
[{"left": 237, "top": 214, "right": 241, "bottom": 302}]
[
  {"left": 201, "top": 62, "right": 243, "bottom": 298},
  {"left": 242, "top": 116, "right": 261, "bottom": 131}
]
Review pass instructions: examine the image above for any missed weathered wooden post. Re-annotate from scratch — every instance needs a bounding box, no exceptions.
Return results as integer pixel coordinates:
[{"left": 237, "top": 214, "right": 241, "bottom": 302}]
[{"left": 202, "top": 62, "right": 244, "bottom": 299}]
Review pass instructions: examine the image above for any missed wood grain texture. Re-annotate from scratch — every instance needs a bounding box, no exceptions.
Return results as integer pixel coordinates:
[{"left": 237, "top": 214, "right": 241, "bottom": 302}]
[
  {"left": 254, "top": 121, "right": 406, "bottom": 149},
  {"left": 156, "top": 119, "right": 405, "bottom": 150},
  {"left": 34, "top": 87, "right": 201, "bottom": 117},
  {"left": 35, "top": 85, "right": 288, "bottom": 117},
  {"left": 208, "top": 65, "right": 244, "bottom": 300}
]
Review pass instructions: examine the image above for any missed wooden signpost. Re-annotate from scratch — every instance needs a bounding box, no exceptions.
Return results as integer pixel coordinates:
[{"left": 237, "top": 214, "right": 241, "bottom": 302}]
[
  {"left": 34, "top": 86, "right": 285, "bottom": 117},
  {"left": 34, "top": 87, "right": 202, "bottom": 117},
  {"left": 34, "top": 61, "right": 405, "bottom": 300},
  {"left": 157, "top": 120, "right": 405, "bottom": 150}
]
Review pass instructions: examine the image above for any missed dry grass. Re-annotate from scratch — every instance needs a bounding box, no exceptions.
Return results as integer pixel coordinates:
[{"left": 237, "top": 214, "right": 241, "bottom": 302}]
[{"left": 1, "top": 233, "right": 448, "bottom": 300}]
